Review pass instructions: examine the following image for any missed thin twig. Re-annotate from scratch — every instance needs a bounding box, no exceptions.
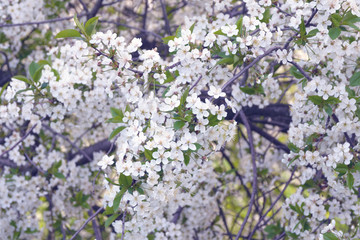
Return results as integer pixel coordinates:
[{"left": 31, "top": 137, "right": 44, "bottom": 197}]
[
  {"left": 235, "top": 110, "right": 258, "bottom": 240},
  {"left": 0, "top": 15, "right": 85, "bottom": 28},
  {"left": 42, "top": 124, "right": 93, "bottom": 163},
  {"left": 70, "top": 206, "right": 104, "bottom": 240},
  {"left": 189, "top": 75, "right": 202, "bottom": 92},
  {"left": 88, "top": 208, "right": 103, "bottom": 240},
  {"left": 0, "top": 122, "right": 39, "bottom": 158},
  {"left": 248, "top": 168, "right": 296, "bottom": 239},
  {"left": 289, "top": 61, "right": 312, "bottom": 81},
  {"left": 23, "top": 151, "right": 47, "bottom": 175},
  {"left": 221, "top": 47, "right": 281, "bottom": 92},
  {"left": 217, "top": 199, "right": 233, "bottom": 240}
]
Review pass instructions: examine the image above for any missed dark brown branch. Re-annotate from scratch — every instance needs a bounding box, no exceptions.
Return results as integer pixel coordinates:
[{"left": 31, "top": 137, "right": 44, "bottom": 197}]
[
  {"left": 88, "top": 208, "right": 103, "bottom": 240},
  {"left": 171, "top": 206, "right": 184, "bottom": 224},
  {"left": 159, "top": 0, "right": 172, "bottom": 36},
  {"left": 88, "top": 0, "right": 103, "bottom": 19},
  {"left": 217, "top": 199, "right": 233, "bottom": 240}
]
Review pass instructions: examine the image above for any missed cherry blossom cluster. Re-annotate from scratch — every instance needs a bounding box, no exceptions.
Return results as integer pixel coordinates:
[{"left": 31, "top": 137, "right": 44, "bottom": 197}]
[{"left": 1, "top": 0, "right": 360, "bottom": 239}]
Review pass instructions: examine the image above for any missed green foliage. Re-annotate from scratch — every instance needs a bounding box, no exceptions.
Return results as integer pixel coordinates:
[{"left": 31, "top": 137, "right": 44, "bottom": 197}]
[
  {"left": 109, "top": 126, "right": 126, "bottom": 140},
  {"left": 350, "top": 72, "right": 360, "bottom": 86},
  {"left": 323, "top": 232, "right": 340, "bottom": 240},
  {"left": 55, "top": 29, "right": 81, "bottom": 39},
  {"left": 264, "top": 222, "right": 283, "bottom": 239}
]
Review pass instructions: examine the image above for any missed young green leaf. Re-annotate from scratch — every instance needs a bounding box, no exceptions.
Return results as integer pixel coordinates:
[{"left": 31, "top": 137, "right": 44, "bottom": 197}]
[
  {"left": 55, "top": 29, "right": 82, "bottom": 39},
  {"left": 175, "top": 25, "right": 182, "bottom": 37},
  {"left": 29, "top": 61, "right": 40, "bottom": 79},
  {"left": 12, "top": 75, "right": 31, "bottom": 85},
  {"left": 119, "top": 173, "right": 132, "bottom": 188},
  {"left": 347, "top": 172, "right": 354, "bottom": 189},
  {"left": 174, "top": 121, "right": 186, "bottom": 130},
  {"left": 288, "top": 142, "right": 300, "bottom": 153},
  {"left": 329, "top": 27, "right": 341, "bottom": 40},
  {"left": 184, "top": 153, "right": 190, "bottom": 166},
  {"left": 113, "top": 188, "right": 126, "bottom": 212},
  {"left": 349, "top": 72, "right": 360, "bottom": 86},
  {"left": 85, "top": 16, "right": 99, "bottom": 37},
  {"left": 105, "top": 213, "right": 120, "bottom": 228},
  {"left": 109, "top": 126, "right": 126, "bottom": 140},
  {"left": 323, "top": 232, "right": 339, "bottom": 240}
]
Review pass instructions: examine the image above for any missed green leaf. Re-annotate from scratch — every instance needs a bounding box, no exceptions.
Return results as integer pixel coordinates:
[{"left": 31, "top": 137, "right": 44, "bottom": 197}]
[
  {"left": 299, "top": 18, "right": 306, "bottom": 38},
  {"left": 106, "top": 116, "right": 124, "bottom": 123},
  {"left": 38, "top": 59, "right": 51, "bottom": 66},
  {"left": 189, "top": 22, "right": 196, "bottom": 33},
  {"left": 347, "top": 172, "right": 354, "bottom": 189},
  {"left": 325, "top": 96, "right": 340, "bottom": 105},
  {"left": 208, "top": 114, "right": 221, "bottom": 126},
  {"left": 213, "top": 29, "right": 226, "bottom": 36},
  {"left": 164, "top": 70, "right": 175, "bottom": 83},
  {"left": 343, "top": 12, "right": 360, "bottom": 24},
  {"left": 144, "top": 149, "right": 153, "bottom": 160},
  {"left": 12, "top": 75, "right": 31, "bottom": 85},
  {"left": 308, "top": 95, "right": 323, "bottom": 106},
  {"left": 109, "top": 126, "right": 126, "bottom": 140},
  {"left": 174, "top": 121, "right": 186, "bottom": 130},
  {"left": 73, "top": 14, "right": 88, "bottom": 39},
  {"left": 236, "top": 16, "right": 243, "bottom": 34},
  {"left": 330, "top": 13, "right": 342, "bottom": 27},
  {"left": 104, "top": 206, "right": 114, "bottom": 215},
  {"left": 184, "top": 153, "right": 190, "bottom": 166},
  {"left": 105, "top": 213, "right": 120, "bottom": 228},
  {"left": 306, "top": 29, "right": 319, "bottom": 38},
  {"left": 119, "top": 173, "right": 132, "bottom": 188},
  {"left": 0, "top": 82, "right": 9, "bottom": 103},
  {"left": 194, "top": 143, "right": 202, "bottom": 151},
  {"left": 110, "top": 107, "right": 124, "bottom": 118},
  {"left": 29, "top": 61, "right": 40, "bottom": 79},
  {"left": 240, "top": 86, "right": 256, "bottom": 95},
  {"left": 324, "top": 104, "right": 333, "bottom": 116},
  {"left": 180, "top": 87, "right": 190, "bottom": 107},
  {"left": 105, "top": 177, "right": 120, "bottom": 186},
  {"left": 85, "top": 16, "right": 99, "bottom": 37},
  {"left": 40, "top": 83, "right": 48, "bottom": 89},
  {"left": 162, "top": 35, "right": 175, "bottom": 44},
  {"left": 264, "top": 223, "right": 283, "bottom": 239},
  {"left": 53, "top": 172, "right": 65, "bottom": 179},
  {"left": 288, "top": 155, "right": 300, "bottom": 167},
  {"left": 289, "top": 66, "right": 304, "bottom": 79},
  {"left": 350, "top": 72, "right": 360, "bottom": 86},
  {"left": 175, "top": 25, "right": 182, "bottom": 38},
  {"left": 216, "top": 56, "right": 234, "bottom": 66},
  {"left": 32, "top": 66, "right": 44, "bottom": 82},
  {"left": 335, "top": 163, "right": 348, "bottom": 177},
  {"left": 302, "top": 179, "right": 317, "bottom": 190},
  {"left": 55, "top": 29, "right": 82, "bottom": 39},
  {"left": 261, "top": 7, "right": 270, "bottom": 24},
  {"left": 113, "top": 188, "right": 126, "bottom": 212},
  {"left": 323, "top": 232, "right": 339, "bottom": 240},
  {"left": 346, "top": 86, "right": 356, "bottom": 97},
  {"left": 288, "top": 142, "right": 300, "bottom": 153},
  {"left": 329, "top": 27, "right": 341, "bottom": 40},
  {"left": 354, "top": 162, "right": 360, "bottom": 171}
]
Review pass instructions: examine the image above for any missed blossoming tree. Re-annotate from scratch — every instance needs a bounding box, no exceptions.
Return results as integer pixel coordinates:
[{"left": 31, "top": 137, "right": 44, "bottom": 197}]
[{"left": 1, "top": 0, "right": 360, "bottom": 239}]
